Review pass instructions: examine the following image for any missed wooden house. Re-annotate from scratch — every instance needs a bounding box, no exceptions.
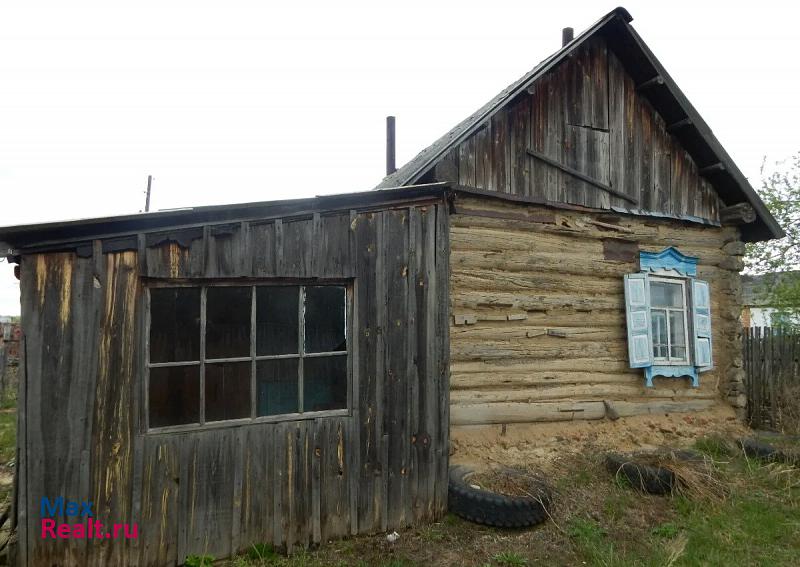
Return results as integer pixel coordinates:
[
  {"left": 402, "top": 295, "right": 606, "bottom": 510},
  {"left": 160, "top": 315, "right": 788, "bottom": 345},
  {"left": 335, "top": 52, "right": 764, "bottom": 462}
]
[{"left": 0, "top": 7, "right": 783, "bottom": 565}]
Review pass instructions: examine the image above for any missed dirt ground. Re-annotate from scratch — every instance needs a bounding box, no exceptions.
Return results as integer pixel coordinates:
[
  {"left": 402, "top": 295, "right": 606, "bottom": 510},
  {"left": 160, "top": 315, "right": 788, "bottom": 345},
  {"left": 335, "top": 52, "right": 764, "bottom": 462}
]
[{"left": 450, "top": 405, "right": 748, "bottom": 474}]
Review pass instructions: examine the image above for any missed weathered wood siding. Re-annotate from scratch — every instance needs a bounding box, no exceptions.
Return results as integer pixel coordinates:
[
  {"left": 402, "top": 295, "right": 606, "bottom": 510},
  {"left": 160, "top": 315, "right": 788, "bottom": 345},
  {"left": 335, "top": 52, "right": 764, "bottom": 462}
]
[
  {"left": 449, "top": 196, "right": 745, "bottom": 427},
  {"left": 17, "top": 203, "right": 450, "bottom": 565},
  {"left": 433, "top": 36, "right": 722, "bottom": 223}
]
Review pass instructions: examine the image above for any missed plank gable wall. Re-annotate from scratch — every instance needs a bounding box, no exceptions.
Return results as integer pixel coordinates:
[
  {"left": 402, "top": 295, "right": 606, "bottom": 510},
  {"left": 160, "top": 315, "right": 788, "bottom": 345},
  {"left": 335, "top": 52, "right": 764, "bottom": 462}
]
[{"left": 433, "top": 36, "right": 722, "bottom": 223}]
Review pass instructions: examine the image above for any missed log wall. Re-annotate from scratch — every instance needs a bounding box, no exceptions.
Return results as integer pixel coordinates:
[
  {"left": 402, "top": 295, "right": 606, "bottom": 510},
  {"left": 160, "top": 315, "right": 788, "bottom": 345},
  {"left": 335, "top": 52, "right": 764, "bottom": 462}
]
[
  {"left": 16, "top": 202, "right": 450, "bottom": 566},
  {"left": 449, "top": 196, "right": 745, "bottom": 427}
]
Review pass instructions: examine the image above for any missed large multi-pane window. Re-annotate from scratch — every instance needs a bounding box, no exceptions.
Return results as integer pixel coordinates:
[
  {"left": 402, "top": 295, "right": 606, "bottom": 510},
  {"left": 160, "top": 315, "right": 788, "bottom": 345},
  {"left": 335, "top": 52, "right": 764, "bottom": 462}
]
[{"left": 147, "top": 283, "right": 348, "bottom": 430}]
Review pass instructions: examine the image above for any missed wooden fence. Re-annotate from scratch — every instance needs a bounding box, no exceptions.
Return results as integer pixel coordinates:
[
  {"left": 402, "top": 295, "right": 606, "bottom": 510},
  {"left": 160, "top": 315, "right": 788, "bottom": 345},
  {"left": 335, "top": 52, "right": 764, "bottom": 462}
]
[{"left": 744, "top": 327, "right": 800, "bottom": 431}]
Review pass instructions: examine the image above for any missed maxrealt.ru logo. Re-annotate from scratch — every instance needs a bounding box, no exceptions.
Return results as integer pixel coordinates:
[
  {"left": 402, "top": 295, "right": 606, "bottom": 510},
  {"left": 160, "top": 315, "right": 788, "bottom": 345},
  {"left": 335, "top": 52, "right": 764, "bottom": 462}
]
[{"left": 40, "top": 497, "right": 138, "bottom": 539}]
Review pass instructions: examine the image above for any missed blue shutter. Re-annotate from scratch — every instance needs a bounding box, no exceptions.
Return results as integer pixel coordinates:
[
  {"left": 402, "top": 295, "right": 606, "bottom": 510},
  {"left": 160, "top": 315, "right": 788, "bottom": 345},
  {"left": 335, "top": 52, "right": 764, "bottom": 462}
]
[
  {"left": 691, "top": 278, "right": 713, "bottom": 371},
  {"left": 624, "top": 273, "right": 653, "bottom": 368}
]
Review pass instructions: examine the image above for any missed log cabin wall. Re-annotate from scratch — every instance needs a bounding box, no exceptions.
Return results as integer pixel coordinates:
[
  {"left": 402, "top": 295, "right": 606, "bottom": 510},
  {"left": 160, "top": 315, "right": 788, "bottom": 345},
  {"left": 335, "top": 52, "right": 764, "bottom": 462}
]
[
  {"left": 431, "top": 36, "right": 723, "bottom": 223},
  {"left": 16, "top": 203, "right": 450, "bottom": 565},
  {"left": 449, "top": 196, "right": 745, "bottom": 428}
]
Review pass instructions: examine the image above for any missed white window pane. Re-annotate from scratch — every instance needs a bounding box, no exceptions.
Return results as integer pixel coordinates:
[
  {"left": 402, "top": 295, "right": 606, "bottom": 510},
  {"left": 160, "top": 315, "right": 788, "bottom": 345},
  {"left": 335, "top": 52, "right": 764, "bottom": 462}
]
[
  {"left": 650, "top": 281, "right": 683, "bottom": 308},
  {"left": 651, "top": 310, "right": 667, "bottom": 358},
  {"left": 669, "top": 311, "right": 686, "bottom": 347},
  {"left": 671, "top": 346, "right": 687, "bottom": 360}
]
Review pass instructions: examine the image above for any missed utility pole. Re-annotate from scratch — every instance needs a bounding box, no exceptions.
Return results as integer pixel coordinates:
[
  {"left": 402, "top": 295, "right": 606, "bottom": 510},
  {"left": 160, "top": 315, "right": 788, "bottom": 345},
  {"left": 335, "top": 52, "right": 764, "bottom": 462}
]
[{"left": 145, "top": 175, "right": 153, "bottom": 212}]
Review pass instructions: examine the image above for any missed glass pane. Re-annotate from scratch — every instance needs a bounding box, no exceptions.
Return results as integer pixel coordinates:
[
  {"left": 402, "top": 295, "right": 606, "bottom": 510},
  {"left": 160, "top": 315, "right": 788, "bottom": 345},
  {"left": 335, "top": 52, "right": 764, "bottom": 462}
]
[
  {"left": 149, "top": 288, "right": 200, "bottom": 363},
  {"left": 257, "top": 359, "right": 299, "bottom": 416},
  {"left": 149, "top": 366, "right": 200, "bottom": 427},
  {"left": 206, "top": 287, "right": 251, "bottom": 359},
  {"left": 669, "top": 311, "right": 687, "bottom": 347},
  {"left": 303, "top": 356, "right": 347, "bottom": 412},
  {"left": 650, "top": 281, "right": 683, "bottom": 308},
  {"left": 256, "top": 286, "right": 299, "bottom": 355},
  {"left": 671, "top": 346, "right": 687, "bottom": 360},
  {"left": 651, "top": 310, "right": 667, "bottom": 358},
  {"left": 205, "top": 362, "right": 251, "bottom": 422},
  {"left": 305, "top": 286, "right": 346, "bottom": 353}
]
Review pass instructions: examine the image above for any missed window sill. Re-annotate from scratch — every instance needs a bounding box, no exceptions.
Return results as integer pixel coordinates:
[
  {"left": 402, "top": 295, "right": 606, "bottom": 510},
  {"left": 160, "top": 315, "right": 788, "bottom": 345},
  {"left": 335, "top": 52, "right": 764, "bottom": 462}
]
[
  {"left": 146, "top": 408, "right": 350, "bottom": 435},
  {"left": 645, "top": 365, "right": 698, "bottom": 388}
]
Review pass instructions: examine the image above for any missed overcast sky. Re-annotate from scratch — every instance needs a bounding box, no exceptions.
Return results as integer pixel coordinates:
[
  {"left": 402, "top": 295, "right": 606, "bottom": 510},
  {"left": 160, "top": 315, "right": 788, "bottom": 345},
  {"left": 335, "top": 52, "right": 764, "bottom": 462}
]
[{"left": 1, "top": 0, "right": 798, "bottom": 315}]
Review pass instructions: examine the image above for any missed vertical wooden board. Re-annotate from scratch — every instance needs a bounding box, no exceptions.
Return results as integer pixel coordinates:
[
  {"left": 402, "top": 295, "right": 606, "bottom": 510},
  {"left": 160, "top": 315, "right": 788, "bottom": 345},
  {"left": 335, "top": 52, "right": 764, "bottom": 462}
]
[
  {"left": 139, "top": 437, "right": 180, "bottom": 567},
  {"left": 564, "top": 38, "right": 608, "bottom": 131},
  {"left": 473, "top": 124, "right": 490, "bottom": 190},
  {"left": 294, "top": 421, "right": 313, "bottom": 548},
  {"left": 685, "top": 158, "right": 701, "bottom": 219},
  {"left": 185, "top": 429, "right": 235, "bottom": 560},
  {"left": 589, "top": 38, "right": 610, "bottom": 130},
  {"left": 433, "top": 204, "right": 450, "bottom": 517},
  {"left": 529, "top": 84, "right": 548, "bottom": 200},
  {"left": 700, "top": 179, "right": 720, "bottom": 222},
  {"left": 458, "top": 135, "right": 476, "bottom": 188},
  {"left": 543, "top": 72, "right": 565, "bottom": 202},
  {"left": 621, "top": 71, "right": 640, "bottom": 210},
  {"left": 145, "top": 235, "right": 205, "bottom": 278},
  {"left": 314, "top": 213, "right": 353, "bottom": 278},
  {"left": 355, "top": 211, "right": 382, "bottom": 532},
  {"left": 16, "top": 260, "right": 31, "bottom": 565},
  {"left": 282, "top": 219, "right": 313, "bottom": 278},
  {"left": 608, "top": 50, "right": 627, "bottom": 209},
  {"left": 671, "top": 147, "right": 691, "bottom": 218},
  {"left": 383, "top": 208, "right": 410, "bottom": 528},
  {"left": 319, "top": 418, "right": 350, "bottom": 541},
  {"left": 280, "top": 424, "right": 294, "bottom": 551},
  {"left": 509, "top": 98, "right": 531, "bottom": 197},
  {"left": 652, "top": 115, "right": 672, "bottom": 214},
  {"left": 251, "top": 222, "right": 278, "bottom": 277},
  {"left": 406, "top": 208, "right": 420, "bottom": 524},
  {"left": 239, "top": 424, "right": 271, "bottom": 551},
  {"left": 23, "top": 254, "right": 71, "bottom": 565},
  {"left": 88, "top": 251, "right": 139, "bottom": 566},
  {"left": 562, "top": 125, "right": 587, "bottom": 206},
  {"left": 491, "top": 112, "right": 508, "bottom": 193},
  {"left": 412, "top": 207, "right": 436, "bottom": 520},
  {"left": 433, "top": 148, "right": 459, "bottom": 184},
  {"left": 206, "top": 223, "right": 246, "bottom": 278},
  {"left": 67, "top": 255, "right": 103, "bottom": 566},
  {"left": 637, "top": 104, "right": 654, "bottom": 211},
  {"left": 271, "top": 423, "right": 285, "bottom": 549}
]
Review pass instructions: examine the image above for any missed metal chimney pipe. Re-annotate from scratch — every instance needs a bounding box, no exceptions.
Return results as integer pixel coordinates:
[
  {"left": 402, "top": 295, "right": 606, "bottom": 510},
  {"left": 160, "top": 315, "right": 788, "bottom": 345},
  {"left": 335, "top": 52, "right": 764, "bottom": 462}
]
[
  {"left": 386, "top": 116, "right": 396, "bottom": 176},
  {"left": 562, "top": 27, "right": 574, "bottom": 46}
]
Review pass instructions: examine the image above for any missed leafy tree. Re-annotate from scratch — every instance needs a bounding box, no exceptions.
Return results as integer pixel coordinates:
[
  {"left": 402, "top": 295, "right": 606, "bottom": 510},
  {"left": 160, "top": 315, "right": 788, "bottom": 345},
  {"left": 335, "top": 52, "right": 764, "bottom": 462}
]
[{"left": 745, "top": 153, "right": 800, "bottom": 329}]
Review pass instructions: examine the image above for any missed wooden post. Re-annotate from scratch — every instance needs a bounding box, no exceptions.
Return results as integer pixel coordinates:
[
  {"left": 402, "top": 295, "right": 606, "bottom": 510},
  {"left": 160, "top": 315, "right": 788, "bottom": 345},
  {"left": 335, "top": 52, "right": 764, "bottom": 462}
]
[
  {"left": 386, "top": 116, "right": 396, "bottom": 176},
  {"left": 145, "top": 175, "right": 153, "bottom": 213}
]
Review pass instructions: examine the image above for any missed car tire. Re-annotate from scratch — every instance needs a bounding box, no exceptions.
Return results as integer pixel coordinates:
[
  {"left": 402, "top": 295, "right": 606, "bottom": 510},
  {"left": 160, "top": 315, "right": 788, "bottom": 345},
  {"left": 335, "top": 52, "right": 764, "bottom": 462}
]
[
  {"left": 605, "top": 453, "right": 675, "bottom": 495},
  {"left": 447, "top": 466, "right": 551, "bottom": 528}
]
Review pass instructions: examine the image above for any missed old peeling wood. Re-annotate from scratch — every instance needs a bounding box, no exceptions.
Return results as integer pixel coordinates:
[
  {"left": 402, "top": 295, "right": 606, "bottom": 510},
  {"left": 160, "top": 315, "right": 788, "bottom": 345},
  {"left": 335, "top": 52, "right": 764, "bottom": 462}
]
[
  {"left": 18, "top": 200, "right": 450, "bottom": 564},
  {"left": 527, "top": 149, "right": 638, "bottom": 204},
  {"left": 720, "top": 203, "right": 757, "bottom": 225},
  {"left": 450, "top": 401, "right": 607, "bottom": 425},
  {"left": 450, "top": 197, "right": 743, "bottom": 429}
]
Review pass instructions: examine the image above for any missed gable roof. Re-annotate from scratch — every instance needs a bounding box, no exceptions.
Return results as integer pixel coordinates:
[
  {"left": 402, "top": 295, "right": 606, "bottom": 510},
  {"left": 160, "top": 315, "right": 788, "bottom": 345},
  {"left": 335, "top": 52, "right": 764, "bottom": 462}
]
[{"left": 375, "top": 7, "right": 783, "bottom": 243}]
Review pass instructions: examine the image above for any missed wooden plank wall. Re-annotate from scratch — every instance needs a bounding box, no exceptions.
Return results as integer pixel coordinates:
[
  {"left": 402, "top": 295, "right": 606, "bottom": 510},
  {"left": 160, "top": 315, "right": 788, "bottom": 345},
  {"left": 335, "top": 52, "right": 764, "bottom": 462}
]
[
  {"left": 433, "top": 36, "right": 722, "bottom": 223},
  {"left": 745, "top": 328, "right": 800, "bottom": 432},
  {"left": 17, "top": 203, "right": 450, "bottom": 565},
  {"left": 449, "top": 196, "right": 745, "bottom": 427}
]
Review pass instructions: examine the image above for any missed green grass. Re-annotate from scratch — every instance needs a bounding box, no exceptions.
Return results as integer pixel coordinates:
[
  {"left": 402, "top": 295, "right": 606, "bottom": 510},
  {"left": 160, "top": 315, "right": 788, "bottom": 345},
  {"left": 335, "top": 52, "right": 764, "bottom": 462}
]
[
  {"left": 491, "top": 551, "right": 528, "bottom": 566},
  {"left": 0, "top": 410, "right": 16, "bottom": 464}
]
